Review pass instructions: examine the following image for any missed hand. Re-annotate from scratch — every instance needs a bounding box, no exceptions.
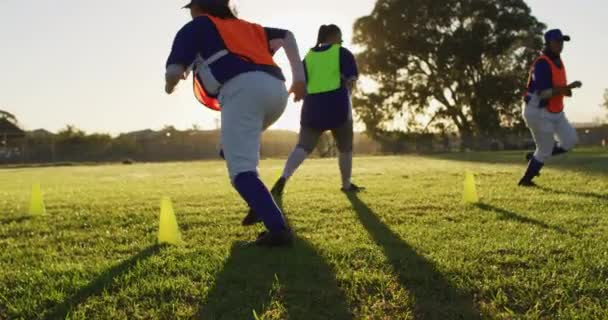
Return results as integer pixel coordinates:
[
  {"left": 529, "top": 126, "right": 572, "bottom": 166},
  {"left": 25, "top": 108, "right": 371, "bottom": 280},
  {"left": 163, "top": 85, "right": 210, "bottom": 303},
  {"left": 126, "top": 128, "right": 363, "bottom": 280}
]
[
  {"left": 164, "top": 67, "right": 184, "bottom": 95},
  {"left": 568, "top": 81, "right": 583, "bottom": 89},
  {"left": 165, "top": 82, "right": 176, "bottom": 95},
  {"left": 556, "top": 86, "right": 572, "bottom": 97},
  {"left": 289, "top": 81, "right": 306, "bottom": 102}
]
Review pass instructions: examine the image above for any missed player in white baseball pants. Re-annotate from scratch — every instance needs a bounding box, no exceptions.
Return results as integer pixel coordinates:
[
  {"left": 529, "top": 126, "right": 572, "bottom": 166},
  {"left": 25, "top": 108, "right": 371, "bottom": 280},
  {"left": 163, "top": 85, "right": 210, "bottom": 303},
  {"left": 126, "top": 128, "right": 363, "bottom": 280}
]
[
  {"left": 164, "top": 0, "right": 306, "bottom": 246},
  {"left": 519, "top": 29, "right": 582, "bottom": 187}
]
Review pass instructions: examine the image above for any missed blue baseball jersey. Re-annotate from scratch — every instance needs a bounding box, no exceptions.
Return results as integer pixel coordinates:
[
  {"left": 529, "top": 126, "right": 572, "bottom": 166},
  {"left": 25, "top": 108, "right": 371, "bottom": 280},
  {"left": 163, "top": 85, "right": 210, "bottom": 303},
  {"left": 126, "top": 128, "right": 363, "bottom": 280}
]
[
  {"left": 166, "top": 16, "right": 286, "bottom": 84},
  {"left": 301, "top": 45, "right": 359, "bottom": 130},
  {"left": 526, "top": 52, "right": 564, "bottom": 108}
]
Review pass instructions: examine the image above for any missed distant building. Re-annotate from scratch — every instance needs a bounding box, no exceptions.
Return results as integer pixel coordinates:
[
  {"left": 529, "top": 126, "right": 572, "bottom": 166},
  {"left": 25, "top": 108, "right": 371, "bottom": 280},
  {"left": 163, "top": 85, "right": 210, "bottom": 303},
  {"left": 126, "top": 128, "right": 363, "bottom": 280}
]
[
  {"left": 28, "top": 129, "right": 55, "bottom": 138},
  {"left": 0, "top": 117, "right": 26, "bottom": 161},
  {"left": 574, "top": 123, "right": 608, "bottom": 147},
  {"left": 119, "top": 129, "right": 161, "bottom": 146}
]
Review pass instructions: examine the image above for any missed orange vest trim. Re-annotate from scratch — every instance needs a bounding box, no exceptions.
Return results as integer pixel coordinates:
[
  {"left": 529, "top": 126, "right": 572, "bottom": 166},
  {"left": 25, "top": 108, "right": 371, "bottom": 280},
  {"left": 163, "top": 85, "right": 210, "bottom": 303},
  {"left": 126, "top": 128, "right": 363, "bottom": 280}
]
[
  {"left": 194, "top": 76, "right": 221, "bottom": 111},
  {"left": 526, "top": 55, "right": 567, "bottom": 113},
  {"left": 192, "top": 16, "right": 278, "bottom": 112}
]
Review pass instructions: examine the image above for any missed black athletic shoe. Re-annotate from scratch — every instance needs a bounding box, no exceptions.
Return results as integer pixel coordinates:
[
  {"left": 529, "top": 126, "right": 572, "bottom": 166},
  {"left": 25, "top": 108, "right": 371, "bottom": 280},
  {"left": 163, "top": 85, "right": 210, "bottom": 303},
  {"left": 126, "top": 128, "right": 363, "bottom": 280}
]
[
  {"left": 518, "top": 179, "right": 538, "bottom": 187},
  {"left": 341, "top": 183, "right": 365, "bottom": 193},
  {"left": 254, "top": 229, "right": 293, "bottom": 247},
  {"left": 241, "top": 208, "right": 262, "bottom": 226},
  {"left": 271, "top": 177, "right": 287, "bottom": 197}
]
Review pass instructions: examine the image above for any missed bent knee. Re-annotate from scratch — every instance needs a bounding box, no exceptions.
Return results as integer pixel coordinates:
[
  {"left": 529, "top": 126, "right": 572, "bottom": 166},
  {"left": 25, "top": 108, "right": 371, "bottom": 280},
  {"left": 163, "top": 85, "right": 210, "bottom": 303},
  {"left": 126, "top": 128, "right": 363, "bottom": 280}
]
[{"left": 561, "top": 134, "right": 579, "bottom": 151}]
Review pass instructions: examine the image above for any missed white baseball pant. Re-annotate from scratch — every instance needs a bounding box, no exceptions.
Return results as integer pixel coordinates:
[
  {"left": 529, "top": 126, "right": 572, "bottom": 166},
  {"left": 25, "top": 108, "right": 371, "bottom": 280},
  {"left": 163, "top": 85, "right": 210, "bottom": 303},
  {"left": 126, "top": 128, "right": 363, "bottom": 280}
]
[
  {"left": 523, "top": 94, "right": 578, "bottom": 162},
  {"left": 219, "top": 71, "right": 288, "bottom": 181}
]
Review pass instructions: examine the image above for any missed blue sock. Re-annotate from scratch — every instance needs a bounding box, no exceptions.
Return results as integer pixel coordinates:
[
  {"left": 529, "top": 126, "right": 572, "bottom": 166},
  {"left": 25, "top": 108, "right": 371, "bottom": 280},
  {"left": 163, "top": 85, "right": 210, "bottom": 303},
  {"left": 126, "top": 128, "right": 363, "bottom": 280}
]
[
  {"left": 521, "top": 156, "right": 544, "bottom": 182},
  {"left": 233, "top": 171, "right": 286, "bottom": 233}
]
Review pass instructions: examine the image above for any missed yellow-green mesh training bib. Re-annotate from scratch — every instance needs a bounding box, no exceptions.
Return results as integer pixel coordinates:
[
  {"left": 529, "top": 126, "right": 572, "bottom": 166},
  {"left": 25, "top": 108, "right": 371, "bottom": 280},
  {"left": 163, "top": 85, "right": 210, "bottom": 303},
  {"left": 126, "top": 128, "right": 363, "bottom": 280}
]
[{"left": 304, "top": 44, "right": 341, "bottom": 94}]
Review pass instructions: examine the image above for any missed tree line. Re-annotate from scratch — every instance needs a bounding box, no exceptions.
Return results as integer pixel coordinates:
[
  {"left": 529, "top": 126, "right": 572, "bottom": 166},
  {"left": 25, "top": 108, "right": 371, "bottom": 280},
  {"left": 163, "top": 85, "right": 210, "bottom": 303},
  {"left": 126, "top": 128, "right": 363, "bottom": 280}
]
[{"left": 5, "top": 125, "right": 382, "bottom": 164}]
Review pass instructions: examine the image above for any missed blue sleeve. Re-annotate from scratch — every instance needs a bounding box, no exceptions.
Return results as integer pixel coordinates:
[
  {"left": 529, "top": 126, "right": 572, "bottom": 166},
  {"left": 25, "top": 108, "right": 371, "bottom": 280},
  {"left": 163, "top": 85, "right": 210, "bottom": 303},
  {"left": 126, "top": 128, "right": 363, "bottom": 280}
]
[
  {"left": 340, "top": 48, "right": 359, "bottom": 79},
  {"left": 166, "top": 18, "right": 214, "bottom": 67},
  {"left": 532, "top": 59, "right": 553, "bottom": 92},
  {"left": 264, "top": 27, "right": 288, "bottom": 41}
]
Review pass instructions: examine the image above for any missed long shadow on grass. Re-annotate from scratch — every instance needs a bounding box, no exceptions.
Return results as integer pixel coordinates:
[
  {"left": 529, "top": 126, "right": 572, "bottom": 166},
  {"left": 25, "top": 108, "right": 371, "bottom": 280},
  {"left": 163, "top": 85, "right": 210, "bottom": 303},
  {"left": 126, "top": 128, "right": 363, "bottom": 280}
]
[
  {"left": 346, "top": 193, "right": 480, "bottom": 320},
  {"left": 46, "top": 245, "right": 162, "bottom": 319},
  {"left": 476, "top": 203, "right": 578, "bottom": 238},
  {"left": 535, "top": 186, "right": 608, "bottom": 203},
  {"left": 196, "top": 197, "right": 353, "bottom": 320},
  {"left": 196, "top": 239, "right": 353, "bottom": 320}
]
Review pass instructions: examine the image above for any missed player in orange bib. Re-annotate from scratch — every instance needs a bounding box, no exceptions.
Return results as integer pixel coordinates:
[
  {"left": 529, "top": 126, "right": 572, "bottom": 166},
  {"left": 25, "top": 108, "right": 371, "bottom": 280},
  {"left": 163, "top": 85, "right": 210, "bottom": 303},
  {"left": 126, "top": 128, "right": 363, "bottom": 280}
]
[
  {"left": 165, "top": 0, "right": 306, "bottom": 246},
  {"left": 519, "top": 29, "right": 582, "bottom": 187}
]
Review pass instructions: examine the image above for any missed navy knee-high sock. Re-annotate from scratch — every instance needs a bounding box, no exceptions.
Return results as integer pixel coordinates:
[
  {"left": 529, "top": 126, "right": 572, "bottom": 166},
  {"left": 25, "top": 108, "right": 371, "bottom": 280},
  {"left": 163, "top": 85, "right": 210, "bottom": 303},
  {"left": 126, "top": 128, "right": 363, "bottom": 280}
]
[
  {"left": 233, "top": 171, "right": 286, "bottom": 233},
  {"left": 521, "top": 156, "right": 544, "bottom": 182}
]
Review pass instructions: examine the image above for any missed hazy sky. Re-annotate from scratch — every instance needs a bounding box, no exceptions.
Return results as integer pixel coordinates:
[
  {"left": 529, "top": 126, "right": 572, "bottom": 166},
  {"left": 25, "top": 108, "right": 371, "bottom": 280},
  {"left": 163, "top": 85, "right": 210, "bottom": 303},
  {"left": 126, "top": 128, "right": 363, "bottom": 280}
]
[{"left": 1, "top": 0, "right": 606, "bottom": 134}]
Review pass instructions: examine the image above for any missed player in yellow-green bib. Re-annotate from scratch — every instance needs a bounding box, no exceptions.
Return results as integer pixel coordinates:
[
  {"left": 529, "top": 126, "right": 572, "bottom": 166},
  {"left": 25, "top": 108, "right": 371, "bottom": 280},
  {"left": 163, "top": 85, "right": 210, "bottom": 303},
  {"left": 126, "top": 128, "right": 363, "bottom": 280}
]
[
  {"left": 305, "top": 43, "right": 342, "bottom": 94},
  {"left": 241, "top": 24, "right": 362, "bottom": 225}
]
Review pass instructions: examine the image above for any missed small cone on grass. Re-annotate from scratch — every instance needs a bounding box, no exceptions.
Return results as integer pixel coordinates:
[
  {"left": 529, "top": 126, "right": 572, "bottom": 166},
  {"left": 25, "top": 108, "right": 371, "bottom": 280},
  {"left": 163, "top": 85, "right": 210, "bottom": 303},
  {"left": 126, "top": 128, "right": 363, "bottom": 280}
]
[
  {"left": 158, "top": 197, "right": 182, "bottom": 245},
  {"left": 462, "top": 171, "right": 479, "bottom": 204},
  {"left": 28, "top": 183, "right": 46, "bottom": 216}
]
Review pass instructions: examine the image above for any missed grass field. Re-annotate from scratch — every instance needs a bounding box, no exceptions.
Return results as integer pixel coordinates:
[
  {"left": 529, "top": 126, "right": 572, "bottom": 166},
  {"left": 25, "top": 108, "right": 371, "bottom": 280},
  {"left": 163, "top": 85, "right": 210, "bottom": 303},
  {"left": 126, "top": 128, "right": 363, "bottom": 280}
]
[{"left": 1, "top": 150, "right": 607, "bottom": 319}]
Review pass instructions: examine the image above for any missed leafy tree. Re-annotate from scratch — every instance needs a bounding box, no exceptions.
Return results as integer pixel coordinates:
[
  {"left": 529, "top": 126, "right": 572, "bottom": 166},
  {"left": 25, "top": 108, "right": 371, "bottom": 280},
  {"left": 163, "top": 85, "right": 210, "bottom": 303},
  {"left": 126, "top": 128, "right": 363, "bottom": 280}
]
[
  {"left": 352, "top": 0, "right": 545, "bottom": 145},
  {"left": 55, "top": 125, "right": 112, "bottom": 161}
]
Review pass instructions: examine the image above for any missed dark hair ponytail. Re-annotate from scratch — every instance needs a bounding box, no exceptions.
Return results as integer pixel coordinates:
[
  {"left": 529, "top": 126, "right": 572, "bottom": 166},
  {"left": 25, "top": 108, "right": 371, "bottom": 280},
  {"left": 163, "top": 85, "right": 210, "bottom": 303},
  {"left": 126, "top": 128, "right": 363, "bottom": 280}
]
[
  {"left": 198, "top": 2, "right": 237, "bottom": 19},
  {"left": 316, "top": 24, "right": 341, "bottom": 46}
]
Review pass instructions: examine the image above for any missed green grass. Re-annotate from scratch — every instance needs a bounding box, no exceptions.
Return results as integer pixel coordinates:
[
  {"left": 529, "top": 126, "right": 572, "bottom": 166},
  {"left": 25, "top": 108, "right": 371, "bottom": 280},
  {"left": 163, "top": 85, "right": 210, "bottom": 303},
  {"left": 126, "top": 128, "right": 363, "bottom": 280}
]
[{"left": 1, "top": 150, "right": 607, "bottom": 319}]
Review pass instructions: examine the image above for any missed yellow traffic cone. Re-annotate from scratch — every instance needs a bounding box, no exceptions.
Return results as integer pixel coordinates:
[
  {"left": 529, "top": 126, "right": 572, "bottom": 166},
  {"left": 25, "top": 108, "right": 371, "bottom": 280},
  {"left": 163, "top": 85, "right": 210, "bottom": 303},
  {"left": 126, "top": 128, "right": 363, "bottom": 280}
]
[
  {"left": 158, "top": 197, "right": 182, "bottom": 245},
  {"left": 28, "top": 183, "right": 46, "bottom": 216},
  {"left": 462, "top": 171, "right": 479, "bottom": 204}
]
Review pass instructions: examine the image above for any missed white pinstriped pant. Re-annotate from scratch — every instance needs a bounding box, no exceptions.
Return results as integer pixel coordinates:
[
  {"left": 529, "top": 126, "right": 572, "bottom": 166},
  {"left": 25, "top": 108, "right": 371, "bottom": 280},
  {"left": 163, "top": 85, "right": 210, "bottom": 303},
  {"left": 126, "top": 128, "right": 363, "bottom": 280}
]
[
  {"left": 523, "top": 95, "right": 578, "bottom": 162},
  {"left": 219, "top": 72, "right": 288, "bottom": 181}
]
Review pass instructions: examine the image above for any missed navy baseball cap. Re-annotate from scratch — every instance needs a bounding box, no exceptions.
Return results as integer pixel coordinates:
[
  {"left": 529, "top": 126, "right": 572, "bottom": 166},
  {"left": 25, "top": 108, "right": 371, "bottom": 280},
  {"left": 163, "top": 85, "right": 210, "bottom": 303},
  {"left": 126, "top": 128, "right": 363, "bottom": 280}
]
[
  {"left": 544, "top": 29, "right": 571, "bottom": 42},
  {"left": 183, "top": 0, "right": 228, "bottom": 8}
]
